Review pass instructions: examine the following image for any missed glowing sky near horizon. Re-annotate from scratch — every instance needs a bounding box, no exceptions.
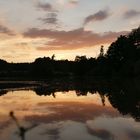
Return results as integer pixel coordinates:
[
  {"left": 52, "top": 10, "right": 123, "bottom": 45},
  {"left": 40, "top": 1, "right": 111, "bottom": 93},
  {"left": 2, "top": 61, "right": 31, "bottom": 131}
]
[{"left": 0, "top": 0, "right": 139, "bottom": 62}]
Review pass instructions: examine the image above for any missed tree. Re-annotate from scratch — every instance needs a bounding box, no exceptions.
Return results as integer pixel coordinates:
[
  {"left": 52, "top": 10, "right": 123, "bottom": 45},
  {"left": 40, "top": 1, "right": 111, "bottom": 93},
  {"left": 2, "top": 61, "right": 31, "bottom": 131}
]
[
  {"left": 106, "top": 26, "right": 140, "bottom": 64},
  {"left": 105, "top": 26, "right": 140, "bottom": 76},
  {"left": 99, "top": 45, "right": 104, "bottom": 57},
  {"left": 75, "top": 55, "right": 87, "bottom": 62},
  {"left": 128, "top": 26, "right": 140, "bottom": 47},
  {"left": 51, "top": 54, "right": 55, "bottom": 60}
]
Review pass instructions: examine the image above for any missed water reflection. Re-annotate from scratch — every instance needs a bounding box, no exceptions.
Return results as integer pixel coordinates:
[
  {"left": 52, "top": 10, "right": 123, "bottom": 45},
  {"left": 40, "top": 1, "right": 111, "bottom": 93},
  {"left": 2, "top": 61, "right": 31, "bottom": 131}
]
[
  {"left": 0, "top": 79, "right": 140, "bottom": 140},
  {"left": 9, "top": 111, "right": 38, "bottom": 140}
]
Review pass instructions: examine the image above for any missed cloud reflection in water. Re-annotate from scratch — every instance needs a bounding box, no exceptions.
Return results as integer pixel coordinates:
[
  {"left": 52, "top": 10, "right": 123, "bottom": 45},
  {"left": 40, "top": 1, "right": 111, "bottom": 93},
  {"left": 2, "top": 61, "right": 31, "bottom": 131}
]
[{"left": 0, "top": 90, "right": 139, "bottom": 140}]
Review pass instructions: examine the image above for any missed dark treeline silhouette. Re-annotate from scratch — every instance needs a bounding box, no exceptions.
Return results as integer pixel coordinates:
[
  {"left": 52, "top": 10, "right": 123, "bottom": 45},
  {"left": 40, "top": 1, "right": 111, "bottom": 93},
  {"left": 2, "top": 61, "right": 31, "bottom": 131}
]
[{"left": 0, "top": 26, "right": 139, "bottom": 80}]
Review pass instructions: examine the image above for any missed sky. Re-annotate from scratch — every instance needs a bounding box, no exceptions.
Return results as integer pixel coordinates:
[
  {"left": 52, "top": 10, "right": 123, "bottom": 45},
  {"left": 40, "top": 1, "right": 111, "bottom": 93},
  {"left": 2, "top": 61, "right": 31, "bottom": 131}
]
[{"left": 0, "top": 0, "right": 139, "bottom": 62}]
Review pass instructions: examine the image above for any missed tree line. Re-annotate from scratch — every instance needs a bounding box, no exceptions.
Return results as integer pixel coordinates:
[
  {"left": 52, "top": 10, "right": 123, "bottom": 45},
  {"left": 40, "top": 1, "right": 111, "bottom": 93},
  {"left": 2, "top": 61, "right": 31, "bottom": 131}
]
[{"left": 0, "top": 26, "right": 140, "bottom": 79}]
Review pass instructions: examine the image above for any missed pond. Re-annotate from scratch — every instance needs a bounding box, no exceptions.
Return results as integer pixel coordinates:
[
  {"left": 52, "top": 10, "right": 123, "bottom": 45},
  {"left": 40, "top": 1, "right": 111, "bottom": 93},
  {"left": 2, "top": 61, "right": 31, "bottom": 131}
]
[{"left": 0, "top": 80, "right": 140, "bottom": 140}]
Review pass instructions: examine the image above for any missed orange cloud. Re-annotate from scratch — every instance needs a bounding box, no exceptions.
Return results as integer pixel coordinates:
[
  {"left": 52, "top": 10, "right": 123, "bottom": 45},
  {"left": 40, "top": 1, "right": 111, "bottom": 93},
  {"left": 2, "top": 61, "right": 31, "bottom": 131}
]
[
  {"left": 23, "top": 28, "right": 128, "bottom": 50},
  {"left": 25, "top": 101, "right": 119, "bottom": 123}
]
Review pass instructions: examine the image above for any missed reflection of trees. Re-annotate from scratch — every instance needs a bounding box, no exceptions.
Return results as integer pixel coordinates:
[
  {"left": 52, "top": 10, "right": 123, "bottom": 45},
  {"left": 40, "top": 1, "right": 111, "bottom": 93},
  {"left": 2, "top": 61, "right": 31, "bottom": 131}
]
[
  {"left": 0, "top": 90, "right": 8, "bottom": 96},
  {"left": 33, "top": 79, "right": 140, "bottom": 121},
  {"left": 99, "top": 94, "right": 105, "bottom": 106},
  {"left": 0, "top": 78, "right": 139, "bottom": 121},
  {"left": 106, "top": 80, "right": 140, "bottom": 121},
  {"left": 34, "top": 87, "right": 55, "bottom": 97},
  {"left": 107, "top": 91, "right": 140, "bottom": 121},
  {"left": 9, "top": 111, "right": 37, "bottom": 140},
  {"left": 76, "top": 90, "right": 88, "bottom": 96}
]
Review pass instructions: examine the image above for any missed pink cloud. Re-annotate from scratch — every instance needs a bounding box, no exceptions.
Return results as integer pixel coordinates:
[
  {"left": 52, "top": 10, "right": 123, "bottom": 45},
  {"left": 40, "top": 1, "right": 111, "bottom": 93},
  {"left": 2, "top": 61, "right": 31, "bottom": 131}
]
[{"left": 23, "top": 28, "right": 128, "bottom": 50}]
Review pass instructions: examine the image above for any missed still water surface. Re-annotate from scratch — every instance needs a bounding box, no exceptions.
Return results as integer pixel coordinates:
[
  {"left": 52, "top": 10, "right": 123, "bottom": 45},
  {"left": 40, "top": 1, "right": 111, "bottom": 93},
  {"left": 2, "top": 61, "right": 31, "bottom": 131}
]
[{"left": 0, "top": 89, "right": 140, "bottom": 140}]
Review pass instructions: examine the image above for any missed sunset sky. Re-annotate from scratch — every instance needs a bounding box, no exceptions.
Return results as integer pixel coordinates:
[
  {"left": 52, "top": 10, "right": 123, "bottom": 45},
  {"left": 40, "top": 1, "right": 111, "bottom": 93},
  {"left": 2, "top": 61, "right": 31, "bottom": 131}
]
[{"left": 0, "top": 0, "right": 139, "bottom": 62}]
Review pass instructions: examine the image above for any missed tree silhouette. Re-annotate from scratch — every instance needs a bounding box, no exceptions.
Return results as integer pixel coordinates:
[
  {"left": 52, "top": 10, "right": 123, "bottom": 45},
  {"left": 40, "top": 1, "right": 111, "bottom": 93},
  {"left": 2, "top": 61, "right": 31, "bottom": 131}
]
[
  {"left": 51, "top": 54, "right": 55, "bottom": 60},
  {"left": 99, "top": 45, "right": 104, "bottom": 57},
  {"left": 0, "top": 26, "right": 139, "bottom": 78}
]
